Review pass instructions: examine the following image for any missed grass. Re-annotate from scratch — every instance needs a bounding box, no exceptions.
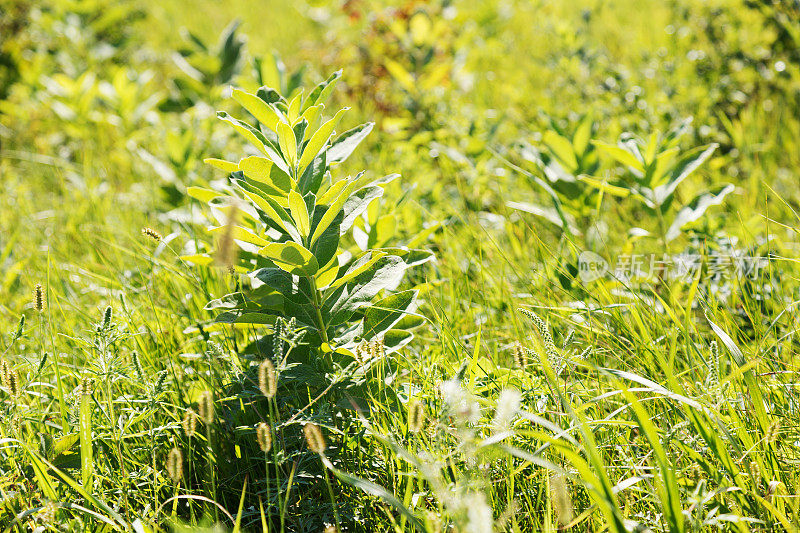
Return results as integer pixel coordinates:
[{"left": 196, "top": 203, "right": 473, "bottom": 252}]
[{"left": 1, "top": 0, "right": 800, "bottom": 531}]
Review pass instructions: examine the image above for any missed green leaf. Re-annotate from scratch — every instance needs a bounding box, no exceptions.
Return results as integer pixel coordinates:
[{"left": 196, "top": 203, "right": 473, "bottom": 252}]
[
  {"left": 323, "top": 255, "right": 407, "bottom": 326},
  {"left": 305, "top": 69, "right": 342, "bottom": 110},
  {"left": 666, "top": 184, "right": 734, "bottom": 241},
  {"left": 187, "top": 186, "right": 222, "bottom": 203},
  {"left": 341, "top": 186, "right": 383, "bottom": 232},
  {"left": 277, "top": 121, "right": 298, "bottom": 169},
  {"left": 310, "top": 206, "right": 342, "bottom": 268},
  {"left": 593, "top": 140, "right": 645, "bottom": 173},
  {"left": 288, "top": 190, "right": 310, "bottom": 237},
  {"left": 572, "top": 114, "right": 593, "bottom": 156},
  {"left": 362, "top": 290, "right": 417, "bottom": 340},
  {"left": 204, "top": 158, "right": 239, "bottom": 172},
  {"left": 297, "top": 151, "right": 327, "bottom": 195},
  {"left": 79, "top": 393, "right": 93, "bottom": 492},
  {"left": 653, "top": 143, "right": 718, "bottom": 206},
  {"left": 542, "top": 130, "right": 578, "bottom": 171},
  {"left": 298, "top": 107, "right": 349, "bottom": 174},
  {"left": 309, "top": 173, "right": 362, "bottom": 246},
  {"left": 217, "top": 112, "right": 290, "bottom": 175},
  {"left": 209, "top": 225, "right": 270, "bottom": 247},
  {"left": 329, "top": 251, "right": 388, "bottom": 290},
  {"left": 328, "top": 122, "right": 374, "bottom": 164},
  {"left": 259, "top": 241, "right": 318, "bottom": 276},
  {"left": 232, "top": 88, "right": 280, "bottom": 132}
]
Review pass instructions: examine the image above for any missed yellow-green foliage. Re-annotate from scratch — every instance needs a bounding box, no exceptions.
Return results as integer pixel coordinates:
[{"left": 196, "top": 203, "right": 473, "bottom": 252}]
[{"left": 1, "top": 0, "right": 799, "bottom": 531}]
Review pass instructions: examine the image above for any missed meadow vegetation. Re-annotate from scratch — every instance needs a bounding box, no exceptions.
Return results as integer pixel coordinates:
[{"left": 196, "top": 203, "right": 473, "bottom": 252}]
[{"left": 1, "top": 0, "right": 799, "bottom": 531}]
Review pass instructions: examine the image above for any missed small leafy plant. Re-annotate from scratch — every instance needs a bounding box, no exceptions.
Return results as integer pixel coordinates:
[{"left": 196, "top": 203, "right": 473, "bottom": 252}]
[
  {"left": 591, "top": 119, "right": 730, "bottom": 244},
  {"left": 191, "top": 70, "right": 433, "bottom": 367}
]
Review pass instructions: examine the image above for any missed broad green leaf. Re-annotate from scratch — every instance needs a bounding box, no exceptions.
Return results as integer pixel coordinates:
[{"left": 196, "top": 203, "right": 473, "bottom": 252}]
[
  {"left": 323, "top": 255, "right": 407, "bottom": 325},
  {"left": 576, "top": 175, "right": 631, "bottom": 197},
  {"left": 341, "top": 186, "right": 383, "bottom": 232},
  {"left": 362, "top": 290, "right": 417, "bottom": 339},
  {"left": 653, "top": 143, "right": 718, "bottom": 205},
  {"left": 315, "top": 257, "right": 340, "bottom": 288},
  {"left": 287, "top": 90, "right": 303, "bottom": 123},
  {"left": 204, "top": 158, "right": 239, "bottom": 172},
  {"left": 543, "top": 130, "right": 578, "bottom": 171},
  {"left": 300, "top": 103, "right": 323, "bottom": 130},
  {"left": 298, "top": 107, "right": 349, "bottom": 174},
  {"left": 232, "top": 88, "right": 280, "bottom": 132},
  {"left": 217, "top": 112, "right": 290, "bottom": 175},
  {"left": 328, "top": 122, "right": 374, "bottom": 165},
  {"left": 234, "top": 183, "right": 301, "bottom": 242},
  {"left": 259, "top": 241, "right": 318, "bottom": 276},
  {"left": 288, "top": 190, "right": 310, "bottom": 237},
  {"left": 309, "top": 177, "right": 359, "bottom": 246},
  {"left": 209, "top": 225, "right": 270, "bottom": 247},
  {"left": 317, "top": 178, "right": 349, "bottom": 205},
  {"left": 180, "top": 254, "right": 214, "bottom": 266},
  {"left": 187, "top": 186, "right": 221, "bottom": 203},
  {"left": 666, "top": 184, "right": 734, "bottom": 241},
  {"left": 572, "top": 114, "right": 593, "bottom": 156},
  {"left": 329, "top": 251, "right": 388, "bottom": 290},
  {"left": 277, "top": 121, "right": 298, "bottom": 169},
  {"left": 305, "top": 69, "right": 342, "bottom": 110},
  {"left": 593, "top": 140, "right": 645, "bottom": 173}
]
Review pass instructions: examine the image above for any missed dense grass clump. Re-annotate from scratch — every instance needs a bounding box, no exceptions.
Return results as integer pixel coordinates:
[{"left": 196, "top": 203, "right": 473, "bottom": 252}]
[{"left": 1, "top": 0, "right": 799, "bottom": 531}]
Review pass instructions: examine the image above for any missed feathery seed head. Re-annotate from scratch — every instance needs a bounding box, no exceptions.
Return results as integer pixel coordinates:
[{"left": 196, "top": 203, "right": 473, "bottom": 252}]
[
  {"left": 511, "top": 342, "right": 528, "bottom": 369},
  {"left": 79, "top": 376, "right": 94, "bottom": 396},
  {"left": 256, "top": 422, "right": 272, "bottom": 452},
  {"left": 165, "top": 447, "right": 183, "bottom": 483},
  {"left": 550, "top": 473, "right": 574, "bottom": 526},
  {"left": 141, "top": 227, "right": 162, "bottom": 242},
  {"left": 182, "top": 408, "right": 198, "bottom": 437},
  {"left": 198, "top": 391, "right": 214, "bottom": 425},
  {"left": 304, "top": 423, "right": 326, "bottom": 454},
  {"left": 33, "top": 284, "right": 44, "bottom": 313},
  {"left": 258, "top": 359, "right": 277, "bottom": 398},
  {"left": 408, "top": 399, "right": 425, "bottom": 433},
  {"left": 765, "top": 421, "right": 780, "bottom": 444},
  {"left": 492, "top": 388, "right": 521, "bottom": 432}
]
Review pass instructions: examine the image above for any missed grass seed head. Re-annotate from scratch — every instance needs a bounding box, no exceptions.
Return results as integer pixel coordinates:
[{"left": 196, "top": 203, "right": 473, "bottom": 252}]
[
  {"left": 765, "top": 421, "right": 780, "bottom": 444},
  {"left": 4, "top": 367, "right": 20, "bottom": 398},
  {"left": 165, "top": 447, "right": 183, "bottom": 483},
  {"left": 33, "top": 283, "right": 44, "bottom": 313},
  {"left": 79, "top": 376, "right": 94, "bottom": 396},
  {"left": 304, "top": 423, "right": 326, "bottom": 454},
  {"left": 256, "top": 422, "right": 272, "bottom": 452},
  {"left": 198, "top": 391, "right": 214, "bottom": 425},
  {"left": 492, "top": 388, "right": 521, "bottom": 432},
  {"left": 182, "top": 408, "right": 198, "bottom": 437},
  {"left": 512, "top": 342, "right": 528, "bottom": 369},
  {"left": 141, "top": 227, "right": 162, "bottom": 241},
  {"left": 550, "top": 473, "right": 574, "bottom": 526},
  {"left": 259, "top": 359, "right": 277, "bottom": 399},
  {"left": 408, "top": 399, "right": 425, "bottom": 433}
]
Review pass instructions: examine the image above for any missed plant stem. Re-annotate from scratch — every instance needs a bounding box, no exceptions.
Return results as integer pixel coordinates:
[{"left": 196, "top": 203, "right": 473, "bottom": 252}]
[{"left": 309, "top": 277, "right": 329, "bottom": 345}]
